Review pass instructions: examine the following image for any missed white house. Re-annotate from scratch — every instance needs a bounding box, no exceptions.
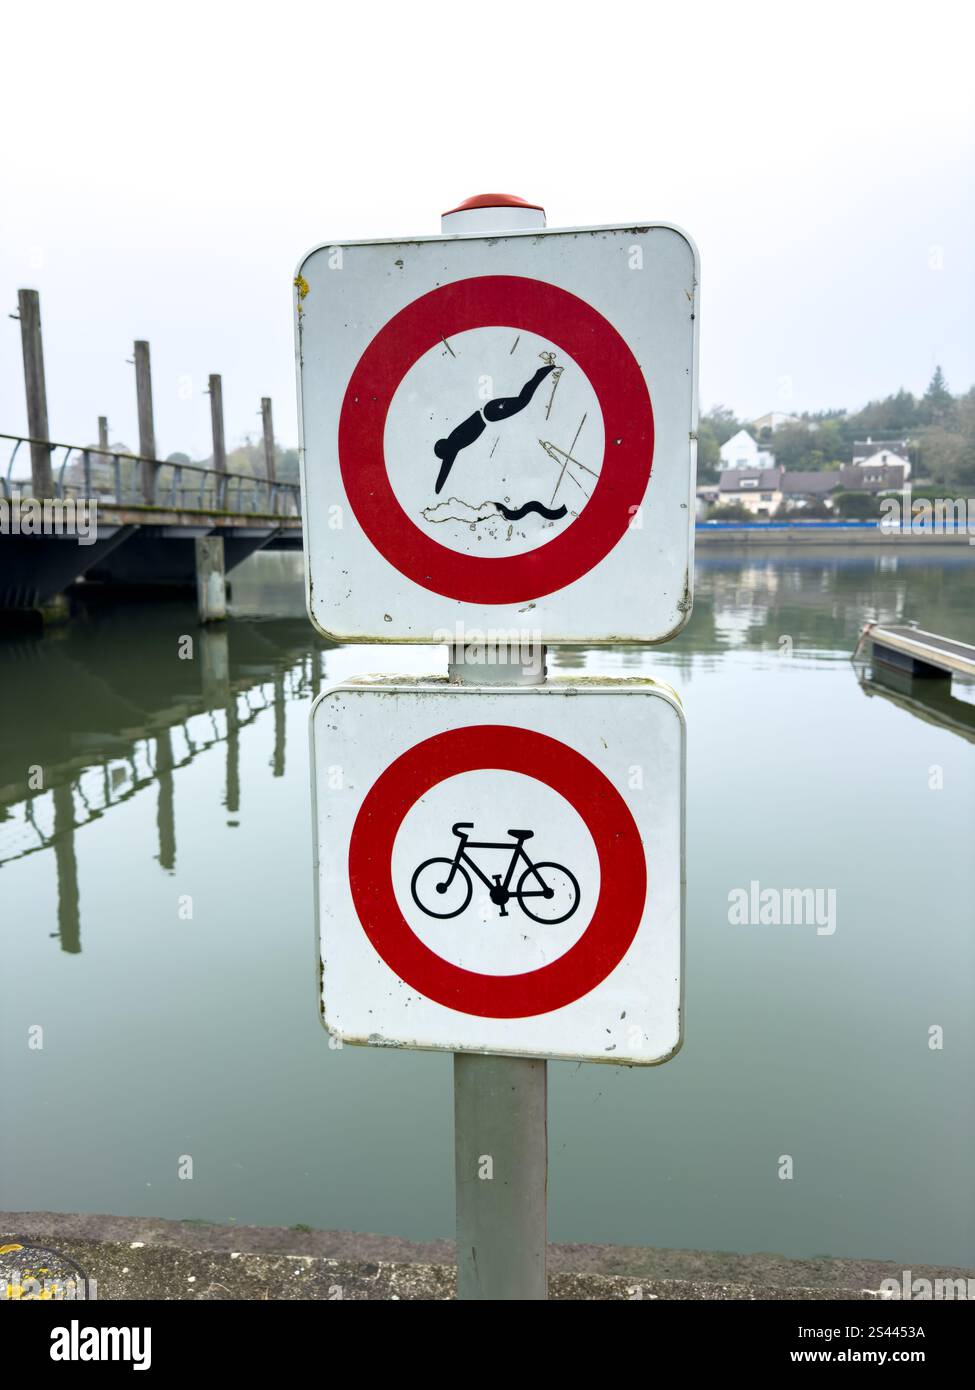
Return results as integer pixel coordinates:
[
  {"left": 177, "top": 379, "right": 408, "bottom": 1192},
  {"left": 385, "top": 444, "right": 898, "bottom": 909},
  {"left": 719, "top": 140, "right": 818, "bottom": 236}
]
[
  {"left": 717, "top": 467, "right": 784, "bottom": 515},
  {"left": 719, "top": 428, "right": 775, "bottom": 471},
  {"left": 852, "top": 438, "right": 911, "bottom": 479}
]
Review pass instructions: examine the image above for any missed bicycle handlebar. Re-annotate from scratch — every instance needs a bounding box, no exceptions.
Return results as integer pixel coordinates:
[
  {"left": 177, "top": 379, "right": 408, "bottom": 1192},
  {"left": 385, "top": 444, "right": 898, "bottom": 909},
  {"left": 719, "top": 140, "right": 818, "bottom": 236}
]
[{"left": 451, "top": 821, "right": 474, "bottom": 837}]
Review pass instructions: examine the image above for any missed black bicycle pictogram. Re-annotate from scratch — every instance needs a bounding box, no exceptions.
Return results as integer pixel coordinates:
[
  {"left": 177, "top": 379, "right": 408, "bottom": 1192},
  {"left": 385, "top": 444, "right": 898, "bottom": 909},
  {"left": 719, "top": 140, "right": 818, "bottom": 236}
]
[{"left": 410, "top": 822, "right": 581, "bottom": 924}]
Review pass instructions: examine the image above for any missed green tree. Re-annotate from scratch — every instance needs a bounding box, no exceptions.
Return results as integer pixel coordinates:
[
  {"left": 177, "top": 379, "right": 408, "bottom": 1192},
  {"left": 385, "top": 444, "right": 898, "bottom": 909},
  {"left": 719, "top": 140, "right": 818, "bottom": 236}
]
[
  {"left": 696, "top": 406, "right": 743, "bottom": 483},
  {"left": 831, "top": 490, "right": 879, "bottom": 518},
  {"left": 917, "top": 427, "right": 975, "bottom": 488},
  {"left": 769, "top": 417, "right": 847, "bottom": 470},
  {"left": 846, "top": 388, "right": 919, "bottom": 439},
  {"left": 706, "top": 501, "right": 752, "bottom": 521},
  {"left": 696, "top": 421, "right": 720, "bottom": 481},
  {"left": 702, "top": 405, "right": 742, "bottom": 447},
  {"left": 924, "top": 365, "right": 952, "bottom": 408},
  {"left": 774, "top": 498, "right": 831, "bottom": 519},
  {"left": 919, "top": 366, "right": 955, "bottom": 428},
  {"left": 278, "top": 448, "right": 300, "bottom": 484},
  {"left": 811, "top": 418, "right": 844, "bottom": 463},
  {"left": 769, "top": 422, "right": 814, "bottom": 469}
]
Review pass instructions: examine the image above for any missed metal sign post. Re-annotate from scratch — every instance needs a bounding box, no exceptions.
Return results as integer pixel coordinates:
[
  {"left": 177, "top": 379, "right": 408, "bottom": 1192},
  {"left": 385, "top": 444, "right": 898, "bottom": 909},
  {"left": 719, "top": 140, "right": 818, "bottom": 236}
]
[
  {"left": 297, "top": 192, "right": 696, "bottom": 1302},
  {"left": 441, "top": 201, "right": 550, "bottom": 1300},
  {"left": 450, "top": 626, "right": 550, "bottom": 1301},
  {"left": 443, "top": 199, "right": 551, "bottom": 1300},
  {"left": 454, "top": 1050, "right": 548, "bottom": 1299}
]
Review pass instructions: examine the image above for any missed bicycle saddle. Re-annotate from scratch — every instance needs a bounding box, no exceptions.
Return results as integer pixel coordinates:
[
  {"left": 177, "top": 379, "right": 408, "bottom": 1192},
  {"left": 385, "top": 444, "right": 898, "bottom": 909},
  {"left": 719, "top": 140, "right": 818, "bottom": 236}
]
[{"left": 507, "top": 828, "right": 534, "bottom": 841}]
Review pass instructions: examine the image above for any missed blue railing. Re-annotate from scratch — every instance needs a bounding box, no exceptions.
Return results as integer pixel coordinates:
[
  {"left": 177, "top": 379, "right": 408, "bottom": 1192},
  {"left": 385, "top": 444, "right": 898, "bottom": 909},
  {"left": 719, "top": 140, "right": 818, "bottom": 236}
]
[
  {"left": 698, "top": 519, "right": 884, "bottom": 530},
  {"left": 697, "top": 519, "right": 972, "bottom": 533}
]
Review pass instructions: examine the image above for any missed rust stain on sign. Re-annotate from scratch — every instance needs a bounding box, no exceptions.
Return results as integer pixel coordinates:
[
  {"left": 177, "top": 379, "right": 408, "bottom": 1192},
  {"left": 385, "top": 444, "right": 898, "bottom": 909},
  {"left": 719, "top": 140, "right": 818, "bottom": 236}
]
[{"left": 676, "top": 572, "right": 693, "bottom": 613}]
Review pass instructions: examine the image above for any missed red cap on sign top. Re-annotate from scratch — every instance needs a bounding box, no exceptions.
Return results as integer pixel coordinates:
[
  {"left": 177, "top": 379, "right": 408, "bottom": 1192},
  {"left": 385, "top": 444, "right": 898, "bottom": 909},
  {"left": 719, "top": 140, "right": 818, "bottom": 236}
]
[
  {"left": 441, "top": 193, "right": 546, "bottom": 235},
  {"left": 443, "top": 193, "right": 545, "bottom": 215}
]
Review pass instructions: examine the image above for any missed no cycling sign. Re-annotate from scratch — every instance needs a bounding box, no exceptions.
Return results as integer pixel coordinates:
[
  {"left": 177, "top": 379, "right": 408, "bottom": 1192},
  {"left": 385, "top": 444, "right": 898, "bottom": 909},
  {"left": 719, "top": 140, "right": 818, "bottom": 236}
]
[
  {"left": 295, "top": 221, "right": 698, "bottom": 643},
  {"left": 311, "top": 681, "right": 684, "bottom": 1064}
]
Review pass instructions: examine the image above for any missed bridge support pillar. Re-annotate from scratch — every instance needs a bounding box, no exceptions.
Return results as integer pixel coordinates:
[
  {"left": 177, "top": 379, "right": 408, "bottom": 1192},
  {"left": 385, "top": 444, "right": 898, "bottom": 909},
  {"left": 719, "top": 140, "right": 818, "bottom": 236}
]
[{"left": 195, "top": 536, "right": 227, "bottom": 623}]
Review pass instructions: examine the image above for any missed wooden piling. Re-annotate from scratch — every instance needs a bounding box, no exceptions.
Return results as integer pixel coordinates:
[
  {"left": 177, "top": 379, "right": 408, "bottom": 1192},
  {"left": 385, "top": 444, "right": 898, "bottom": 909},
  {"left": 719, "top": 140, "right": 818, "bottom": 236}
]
[
  {"left": 208, "top": 375, "right": 226, "bottom": 508},
  {"left": 17, "top": 289, "right": 53, "bottom": 498},
  {"left": 261, "top": 397, "right": 276, "bottom": 483},
  {"left": 134, "top": 341, "right": 157, "bottom": 504}
]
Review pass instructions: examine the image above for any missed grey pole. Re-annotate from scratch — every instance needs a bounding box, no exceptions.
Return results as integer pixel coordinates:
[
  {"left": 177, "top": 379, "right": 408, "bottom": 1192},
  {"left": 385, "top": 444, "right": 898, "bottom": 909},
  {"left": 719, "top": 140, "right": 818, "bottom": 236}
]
[
  {"left": 440, "top": 184, "right": 551, "bottom": 1304},
  {"left": 52, "top": 781, "right": 81, "bottom": 954},
  {"left": 272, "top": 670, "right": 286, "bottom": 777},
  {"left": 208, "top": 374, "right": 227, "bottom": 507},
  {"left": 454, "top": 1054, "right": 548, "bottom": 1299},
  {"left": 155, "top": 728, "right": 176, "bottom": 871},
  {"left": 96, "top": 417, "right": 109, "bottom": 494},
  {"left": 441, "top": 195, "right": 551, "bottom": 1302},
  {"left": 261, "top": 397, "right": 276, "bottom": 482},
  {"left": 449, "top": 640, "right": 549, "bottom": 1300},
  {"left": 134, "top": 340, "right": 157, "bottom": 503},
  {"left": 17, "top": 289, "right": 53, "bottom": 497},
  {"left": 225, "top": 683, "right": 240, "bottom": 815},
  {"left": 261, "top": 396, "right": 276, "bottom": 514}
]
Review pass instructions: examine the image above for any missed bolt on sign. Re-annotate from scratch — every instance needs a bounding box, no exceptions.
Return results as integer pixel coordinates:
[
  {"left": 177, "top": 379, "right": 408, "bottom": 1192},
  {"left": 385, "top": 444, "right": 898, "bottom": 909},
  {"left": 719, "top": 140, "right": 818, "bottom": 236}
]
[
  {"left": 311, "top": 680, "right": 684, "bottom": 1064},
  {"left": 295, "top": 223, "right": 699, "bottom": 643}
]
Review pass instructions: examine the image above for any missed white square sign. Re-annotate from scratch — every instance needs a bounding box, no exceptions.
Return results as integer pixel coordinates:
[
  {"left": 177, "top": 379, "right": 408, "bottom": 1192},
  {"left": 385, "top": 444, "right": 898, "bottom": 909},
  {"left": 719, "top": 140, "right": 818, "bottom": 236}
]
[
  {"left": 295, "top": 223, "right": 699, "bottom": 644},
  {"left": 311, "top": 678, "right": 684, "bottom": 1064}
]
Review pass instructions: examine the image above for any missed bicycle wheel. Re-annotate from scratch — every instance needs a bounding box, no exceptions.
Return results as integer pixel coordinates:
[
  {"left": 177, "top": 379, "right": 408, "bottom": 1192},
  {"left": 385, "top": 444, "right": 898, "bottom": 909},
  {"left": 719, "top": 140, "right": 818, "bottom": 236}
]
[
  {"left": 516, "top": 862, "right": 581, "bottom": 925},
  {"left": 410, "top": 858, "right": 473, "bottom": 919}
]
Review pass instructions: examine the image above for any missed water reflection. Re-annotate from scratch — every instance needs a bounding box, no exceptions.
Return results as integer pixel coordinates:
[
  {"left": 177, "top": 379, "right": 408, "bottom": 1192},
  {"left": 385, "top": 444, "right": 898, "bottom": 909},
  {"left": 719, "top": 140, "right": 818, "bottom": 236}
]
[
  {"left": 2, "top": 548, "right": 973, "bottom": 1262},
  {"left": 856, "top": 661, "right": 975, "bottom": 744},
  {"left": 0, "top": 606, "right": 332, "bottom": 952},
  {"left": 686, "top": 549, "right": 975, "bottom": 655},
  {"left": 4, "top": 545, "right": 972, "bottom": 958},
  {"left": 551, "top": 548, "right": 975, "bottom": 675}
]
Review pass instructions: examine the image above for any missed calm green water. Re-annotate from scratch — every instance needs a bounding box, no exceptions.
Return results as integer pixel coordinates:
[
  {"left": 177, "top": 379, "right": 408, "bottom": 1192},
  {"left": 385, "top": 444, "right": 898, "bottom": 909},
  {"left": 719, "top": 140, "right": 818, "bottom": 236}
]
[{"left": 2, "top": 548, "right": 973, "bottom": 1266}]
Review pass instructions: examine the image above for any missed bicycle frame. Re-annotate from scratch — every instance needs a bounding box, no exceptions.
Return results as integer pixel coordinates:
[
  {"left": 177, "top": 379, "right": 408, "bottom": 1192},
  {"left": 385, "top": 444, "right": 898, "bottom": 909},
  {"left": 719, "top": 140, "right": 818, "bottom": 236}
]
[{"left": 444, "top": 830, "right": 551, "bottom": 899}]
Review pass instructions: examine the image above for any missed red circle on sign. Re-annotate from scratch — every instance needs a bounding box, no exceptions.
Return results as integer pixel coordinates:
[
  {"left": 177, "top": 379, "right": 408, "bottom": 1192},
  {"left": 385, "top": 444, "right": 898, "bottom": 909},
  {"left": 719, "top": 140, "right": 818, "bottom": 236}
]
[
  {"left": 348, "top": 725, "right": 647, "bottom": 1018},
  {"left": 338, "top": 276, "right": 654, "bottom": 604}
]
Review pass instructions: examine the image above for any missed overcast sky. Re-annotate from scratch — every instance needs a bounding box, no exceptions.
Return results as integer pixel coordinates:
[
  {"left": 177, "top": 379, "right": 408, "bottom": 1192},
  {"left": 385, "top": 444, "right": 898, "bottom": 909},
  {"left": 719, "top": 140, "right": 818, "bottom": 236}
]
[{"left": 2, "top": 0, "right": 972, "bottom": 460}]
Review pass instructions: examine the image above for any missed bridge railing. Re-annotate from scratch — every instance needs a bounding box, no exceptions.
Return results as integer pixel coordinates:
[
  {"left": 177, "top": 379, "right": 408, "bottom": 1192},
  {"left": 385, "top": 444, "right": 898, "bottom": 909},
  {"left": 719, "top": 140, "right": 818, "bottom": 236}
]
[{"left": 1, "top": 433, "right": 302, "bottom": 517}]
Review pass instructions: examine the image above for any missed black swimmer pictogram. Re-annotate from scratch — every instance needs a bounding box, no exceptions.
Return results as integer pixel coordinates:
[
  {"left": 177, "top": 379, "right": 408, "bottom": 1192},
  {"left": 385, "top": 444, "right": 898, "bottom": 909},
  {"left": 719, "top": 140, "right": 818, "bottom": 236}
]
[
  {"left": 495, "top": 500, "right": 567, "bottom": 521},
  {"left": 433, "top": 364, "right": 556, "bottom": 494}
]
